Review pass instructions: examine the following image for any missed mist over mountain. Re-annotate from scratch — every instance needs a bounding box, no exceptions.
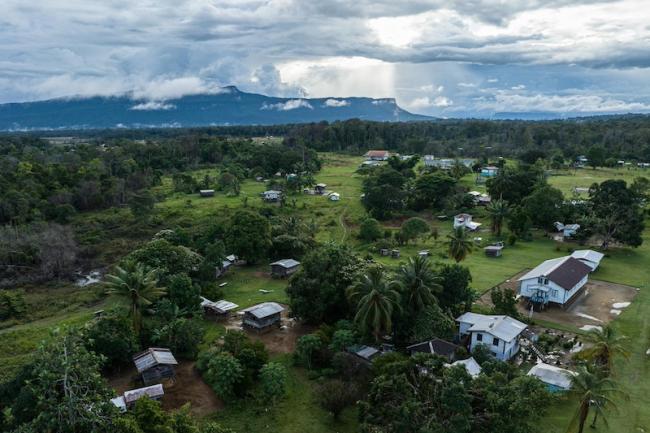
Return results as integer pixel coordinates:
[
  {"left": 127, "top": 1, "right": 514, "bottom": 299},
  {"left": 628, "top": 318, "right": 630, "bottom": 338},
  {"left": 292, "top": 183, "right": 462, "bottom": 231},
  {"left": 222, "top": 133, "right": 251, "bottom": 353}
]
[{"left": 0, "top": 86, "right": 433, "bottom": 131}]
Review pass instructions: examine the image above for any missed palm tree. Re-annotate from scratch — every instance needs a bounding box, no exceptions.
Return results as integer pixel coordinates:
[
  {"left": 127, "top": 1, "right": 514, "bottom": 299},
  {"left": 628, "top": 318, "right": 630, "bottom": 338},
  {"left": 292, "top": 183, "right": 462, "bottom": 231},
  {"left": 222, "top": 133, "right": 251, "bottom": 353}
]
[
  {"left": 447, "top": 226, "right": 474, "bottom": 263},
  {"left": 396, "top": 255, "right": 441, "bottom": 312},
  {"left": 104, "top": 261, "right": 166, "bottom": 334},
  {"left": 347, "top": 267, "right": 402, "bottom": 342},
  {"left": 580, "top": 325, "right": 629, "bottom": 372},
  {"left": 568, "top": 364, "right": 624, "bottom": 433},
  {"left": 486, "top": 198, "right": 510, "bottom": 236}
]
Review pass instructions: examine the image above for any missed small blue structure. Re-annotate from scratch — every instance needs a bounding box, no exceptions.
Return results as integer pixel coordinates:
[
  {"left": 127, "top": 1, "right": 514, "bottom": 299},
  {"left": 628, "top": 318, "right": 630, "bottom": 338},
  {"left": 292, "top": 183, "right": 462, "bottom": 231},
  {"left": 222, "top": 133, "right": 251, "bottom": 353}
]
[{"left": 480, "top": 166, "right": 499, "bottom": 177}]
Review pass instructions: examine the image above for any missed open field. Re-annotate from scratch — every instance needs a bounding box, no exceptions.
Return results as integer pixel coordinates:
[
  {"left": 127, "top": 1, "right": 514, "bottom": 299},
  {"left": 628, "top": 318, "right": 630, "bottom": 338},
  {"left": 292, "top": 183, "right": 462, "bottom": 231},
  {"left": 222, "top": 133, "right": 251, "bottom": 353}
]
[{"left": 2, "top": 155, "right": 649, "bottom": 432}]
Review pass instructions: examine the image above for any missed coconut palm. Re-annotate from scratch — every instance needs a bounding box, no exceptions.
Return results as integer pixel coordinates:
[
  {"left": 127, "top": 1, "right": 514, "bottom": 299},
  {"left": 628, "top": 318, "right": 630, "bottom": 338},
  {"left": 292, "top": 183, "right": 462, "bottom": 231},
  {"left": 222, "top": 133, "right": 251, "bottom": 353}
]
[
  {"left": 580, "top": 325, "right": 629, "bottom": 372},
  {"left": 447, "top": 226, "right": 474, "bottom": 263},
  {"left": 396, "top": 255, "right": 441, "bottom": 312},
  {"left": 347, "top": 267, "right": 402, "bottom": 342},
  {"left": 104, "top": 261, "right": 166, "bottom": 334},
  {"left": 568, "top": 364, "right": 624, "bottom": 433},
  {"left": 486, "top": 198, "right": 510, "bottom": 236}
]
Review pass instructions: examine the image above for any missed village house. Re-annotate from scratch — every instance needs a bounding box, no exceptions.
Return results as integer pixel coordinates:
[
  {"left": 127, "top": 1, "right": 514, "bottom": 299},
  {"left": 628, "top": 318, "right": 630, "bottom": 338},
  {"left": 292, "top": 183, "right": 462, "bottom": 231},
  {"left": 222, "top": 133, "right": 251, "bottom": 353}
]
[
  {"left": 456, "top": 313, "right": 527, "bottom": 361},
  {"left": 570, "top": 249, "right": 604, "bottom": 271},
  {"left": 133, "top": 348, "right": 178, "bottom": 385},
  {"left": 261, "top": 190, "right": 282, "bottom": 202},
  {"left": 407, "top": 338, "right": 460, "bottom": 362},
  {"left": 200, "top": 297, "right": 238, "bottom": 318},
  {"left": 364, "top": 150, "right": 391, "bottom": 161},
  {"left": 111, "top": 384, "right": 165, "bottom": 412},
  {"left": 518, "top": 256, "right": 592, "bottom": 308},
  {"left": 453, "top": 213, "right": 481, "bottom": 231},
  {"left": 554, "top": 222, "right": 580, "bottom": 238},
  {"left": 242, "top": 302, "right": 284, "bottom": 332},
  {"left": 424, "top": 155, "right": 475, "bottom": 169},
  {"left": 446, "top": 357, "right": 482, "bottom": 378},
  {"left": 347, "top": 345, "right": 382, "bottom": 364},
  {"left": 270, "top": 258, "right": 300, "bottom": 277},
  {"left": 199, "top": 189, "right": 215, "bottom": 197},
  {"left": 527, "top": 363, "right": 575, "bottom": 392},
  {"left": 480, "top": 166, "right": 499, "bottom": 177}
]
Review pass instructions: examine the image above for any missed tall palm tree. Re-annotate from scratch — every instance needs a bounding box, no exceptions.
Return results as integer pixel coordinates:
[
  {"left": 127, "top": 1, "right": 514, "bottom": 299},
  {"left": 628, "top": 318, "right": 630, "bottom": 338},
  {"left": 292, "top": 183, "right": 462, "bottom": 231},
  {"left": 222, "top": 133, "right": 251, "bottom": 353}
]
[
  {"left": 347, "top": 267, "right": 402, "bottom": 342},
  {"left": 104, "top": 261, "right": 166, "bottom": 334},
  {"left": 486, "top": 198, "right": 510, "bottom": 237},
  {"left": 568, "top": 364, "right": 624, "bottom": 433},
  {"left": 396, "top": 255, "right": 441, "bottom": 312},
  {"left": 447, "top": 227, "right": 474, "bottom": 263},
  {"left": 580, "top": 325, "right": 629, "bottom": 372}
]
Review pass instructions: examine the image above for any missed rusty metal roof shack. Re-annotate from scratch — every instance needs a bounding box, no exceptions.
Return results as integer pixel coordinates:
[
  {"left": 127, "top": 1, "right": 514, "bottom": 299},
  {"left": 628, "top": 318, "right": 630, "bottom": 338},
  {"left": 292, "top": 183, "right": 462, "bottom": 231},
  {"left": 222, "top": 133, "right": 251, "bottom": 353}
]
[
  {"left": 123, "top": 384, "right": 165, "bottom": 406},
  {"left": 133, "top": 348, "right": 178, "bottom": 385}
]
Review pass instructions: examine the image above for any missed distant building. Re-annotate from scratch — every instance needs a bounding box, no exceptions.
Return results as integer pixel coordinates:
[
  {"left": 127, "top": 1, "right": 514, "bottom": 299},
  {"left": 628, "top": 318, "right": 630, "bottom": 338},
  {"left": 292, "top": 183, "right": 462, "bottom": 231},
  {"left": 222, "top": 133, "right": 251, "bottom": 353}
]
[
  {"left": 424, "top": 156, "right": 474, "bottom": 169},
  {"left": 454, "top": 213, "right": 481, "bottom": 231},
  {"left": 407, "top": 338, "right": 460, "bottom": 362},
  {"left": 347, "top": 345, "right": 382, "bottom": 364},
  {"left": 199, "top": 189, "right": 215, "bottom": 197},
  {"left": 261, "top": 190, "right": 282, "bottom": 202},
  {"left": 518, "top": 256, "right": 592, "bottom": 307},
  {"left": 133, "top": 348, "right": 178, "bottom": 385},
  {"left": 480, "top": 166, "right": 499, "bottom": 177},
  {"left": 111, "top": 384, "right": 165, "bottom": 411},
  {"left": 484, "top": 244, "right": 503, "bottom": 257},
  {"left": 554, "top": 222, "right": 580, "bottom": 238},
  {"left": 456, "top": 313, "right": 527, "bottom": 361},
  {"left": 270, "top": 259, "right": 301, "bottom": 277},
  {"left": 570, "top": 249, "right": 604, "bottom": 271},
  {"left": 242, "top": 302, "right": 284, "bottom": 332},
  {"left": 200, "top": 297, "right": 238, "bottom": 318},
  {"left": 328, "top": 192, "right": 340, "bottom": 201},
  {"left": 527, "top": 363, "right": 575, "bottom": 392},
  {"left": 364, "top": 150, "right": 391, "bottom": 161}
]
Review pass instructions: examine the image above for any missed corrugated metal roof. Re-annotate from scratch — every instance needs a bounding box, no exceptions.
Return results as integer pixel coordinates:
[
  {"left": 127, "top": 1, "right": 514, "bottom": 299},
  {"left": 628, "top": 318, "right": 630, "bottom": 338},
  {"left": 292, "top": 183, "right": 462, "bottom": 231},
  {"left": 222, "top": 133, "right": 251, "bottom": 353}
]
[
  {"left": 110, "top": 396, "right": 126, "bottom": 411},
  {"left": 407, "top": 338, "right": 458, "bottom": 357},
  {"left": 123, "top": 384, "right": 164, "bottom": 403},
  {"left": 200, "top": 297, "right": 238, "bottom": 313},
  {"left": 456, "top": 313, "right": 527, "bottom": 342},
  {"left": 242, "top": 302, "right": 284, "bottom": 319},
  {"left": 448, "top": 357, "right": 482, "bottom": 378},
  {"left": 270, "top": 259, "right": 300, "bottom": 268},
  {"left": 570, "top": 250, "right": 604, "bottom": 268},
  {"left": 133, "top": 348, "right": 178, "bottom": 373},
  {"left": 518, "top": 256, "right": 569, "bottom": 281}
]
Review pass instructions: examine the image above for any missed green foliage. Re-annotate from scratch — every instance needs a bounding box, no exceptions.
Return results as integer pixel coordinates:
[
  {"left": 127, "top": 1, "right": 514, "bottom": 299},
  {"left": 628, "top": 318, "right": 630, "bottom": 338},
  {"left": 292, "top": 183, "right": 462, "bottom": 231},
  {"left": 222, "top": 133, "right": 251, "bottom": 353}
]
[
  {"left": 129, "top": 190, "right": 156, "bottom": 221},
  {"left": 329, "top": 329, "right": 357, "bottom": 352},
  {"left": 203, "top": 352, "right": 244, "bottom": 400},
  {"left": 167, "top": 273, "right": 201, "bottom": 312},
  {"left": 259, "top": 362, "right": 288, "bottom": 403},
  {"left": 126, "top": 239, "right": 203, "bottom": 282},
  {"left": 399, "top": 217, "right": 430, "bottom": 244},
  {"left": 151, "top": 317, "right": 204, "bottom": 359},
  {"left": 396, "top": 255, "right": 441, "bottom": 312},
  {"left": 447, "top": 226, "right": 473, "bottom": 263},
  {"left": 358, "top": 217, "right": 382, "bottom": 242},
  {"left": 490, "top": 287, "right": 520, "bottom": 318},
  {"left": 0, "top": 290, "right": 26, "bottom": 321},
  {"left": 287, "top": 243, "right": 363, "bottom": 324},
  {"left": 225, "top": 210, "right": 272, "bottom": 264},
  {"left": 200, "top": 423, "right": 237, "bottom": 433},
  {"left": 84, "top": 310, "right": 140, "bottom": 369},
  {"left": 522, "top": 184, "right": 564, "bottom": 230},
  {"left": 487, "top": 165, "right": 543, "bottom": 204},
  {"left": 410, "top": 171, "right": 457, "bottom": 210},
  {"left": 407, "top": 304, "right": 456, "bottom": 344},
  {"left": 486, "top": 198, "right": 510, "bottom": 236},
  {"left": 437, "top": 264, "right": 474, "bottom": 317},
  {"left": 294, "top": 334, "right": 323, "bottom": 370},
  {"left": 317, "top": 380, "right": 358, "bottom": 420}
]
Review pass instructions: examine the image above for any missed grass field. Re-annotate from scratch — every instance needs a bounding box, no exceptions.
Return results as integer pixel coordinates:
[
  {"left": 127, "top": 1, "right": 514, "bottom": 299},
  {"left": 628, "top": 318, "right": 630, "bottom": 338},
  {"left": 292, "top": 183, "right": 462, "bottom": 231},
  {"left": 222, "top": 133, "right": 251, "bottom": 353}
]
[{"left": 2, "top": 156, "right": 649, "bottom": 432}]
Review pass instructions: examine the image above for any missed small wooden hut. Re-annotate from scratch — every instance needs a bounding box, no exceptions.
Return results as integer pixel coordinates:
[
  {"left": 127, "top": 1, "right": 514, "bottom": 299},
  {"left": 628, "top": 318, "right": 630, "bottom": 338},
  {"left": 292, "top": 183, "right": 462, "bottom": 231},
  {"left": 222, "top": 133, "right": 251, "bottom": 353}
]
[{"left": 133, "top": 348, "right": 178, "bottom": 385}]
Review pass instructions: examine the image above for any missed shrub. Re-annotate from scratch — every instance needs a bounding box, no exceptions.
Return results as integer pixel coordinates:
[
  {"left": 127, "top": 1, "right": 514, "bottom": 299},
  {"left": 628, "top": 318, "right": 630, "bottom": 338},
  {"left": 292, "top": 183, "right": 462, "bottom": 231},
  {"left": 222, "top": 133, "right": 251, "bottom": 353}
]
[
  {"left": 294, "top": 334, "right": 323, "bottom": 370},
  {"left": 204, "top": 352, "right": 244, "bottom": 399},
  {"left": 259, "top": 362, "right": 288, "bottom": 403},
  {"left": 317, "top": 380, "right": 358, "bottom": 419}
]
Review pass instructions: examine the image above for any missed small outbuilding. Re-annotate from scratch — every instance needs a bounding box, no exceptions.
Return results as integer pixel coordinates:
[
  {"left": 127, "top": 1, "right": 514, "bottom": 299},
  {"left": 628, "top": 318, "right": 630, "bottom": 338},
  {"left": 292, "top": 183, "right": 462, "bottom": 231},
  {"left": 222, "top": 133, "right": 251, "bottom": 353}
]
[
  {"left": 133, "top": 348, "right": 178, "bottom": 385},
  {"left": 446, "top": 357, "right": 482, "bottom": 378},
  {"left": 270, "top": 259, "right": 301, "bottom": 277},
  {"left": 484, "top": 244, "right": 504, "bottom": 257},
  {"left": 407, "top": 338, "right": 459, "bottom": 362},
  {"left": 116, "top": 384, "right": 165, "bottom": 409},
  {"left": 554, "top": 222, "right": 580, "bottom": 238},
  {"left": 570, "top": 249, "right": 604, "bottom": 271},
  {"left": 199, "top": 189, "right": 215, "bottom": 197},
  {"left": 328, "top": 192, "right": 340, "bottom": 201},
  {"left": 348, "top": 345, "right": 382, "bottom": 364},
  {"left": 527, "top": 363, "right": 575, "bottom": 392},
  {"left": 480, "top": 166, "right": 499, "bottom": 177},
  {"left": 454, "top": 213, "right": 481, "bottom": 231},
  {"left": 242, "top": 302, "right": 284, "bottom": 332},
  {"left": 390, "top": 249, "right": 400, "bottom": 258},
  {"left": 262, "top": 190, "right": 282, "bottom": 202},
  {"left": 315, "top": 183, "right": 327, "bottom": 195},
  {"left": 200, "top": 297, "right": 238, "bottom": 318}
]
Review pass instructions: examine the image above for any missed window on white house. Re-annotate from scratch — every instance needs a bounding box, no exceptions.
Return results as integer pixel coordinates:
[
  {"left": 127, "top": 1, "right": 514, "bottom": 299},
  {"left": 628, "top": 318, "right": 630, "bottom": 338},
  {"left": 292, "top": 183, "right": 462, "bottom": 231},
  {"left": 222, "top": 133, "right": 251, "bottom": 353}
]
[
  {"left": 476, "top": 333, "right": 483, "bottom": 342},
  {"left": 551, "top": 289, "right": 559, "bottom": 297},
  {"left": 537, "top": 276, "right": 549, "bottom": 285},
  {"left": 493, "top": 337, "right": 499, "bottom": 347}
]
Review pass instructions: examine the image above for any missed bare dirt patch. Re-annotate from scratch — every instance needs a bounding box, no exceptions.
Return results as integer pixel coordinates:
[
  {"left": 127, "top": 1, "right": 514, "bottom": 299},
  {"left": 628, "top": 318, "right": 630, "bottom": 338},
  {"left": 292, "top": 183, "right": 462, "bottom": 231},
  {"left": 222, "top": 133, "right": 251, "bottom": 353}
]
[
  {"left": 478, "top": 270, "right": 638, "bottom": 330},
  {"left": 107, "top": 361, "right": 222, "bottom": 417},
  {"left": 224, "top": 307, "right": 314, "bottom": 354}
]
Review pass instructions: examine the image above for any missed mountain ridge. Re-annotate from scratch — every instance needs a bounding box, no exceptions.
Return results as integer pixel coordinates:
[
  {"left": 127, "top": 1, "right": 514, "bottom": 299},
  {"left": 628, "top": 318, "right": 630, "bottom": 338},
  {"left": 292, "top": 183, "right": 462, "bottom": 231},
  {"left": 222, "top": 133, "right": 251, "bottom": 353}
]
[{"left": 0, "top": 86, "right": 433, "bottom": 131}]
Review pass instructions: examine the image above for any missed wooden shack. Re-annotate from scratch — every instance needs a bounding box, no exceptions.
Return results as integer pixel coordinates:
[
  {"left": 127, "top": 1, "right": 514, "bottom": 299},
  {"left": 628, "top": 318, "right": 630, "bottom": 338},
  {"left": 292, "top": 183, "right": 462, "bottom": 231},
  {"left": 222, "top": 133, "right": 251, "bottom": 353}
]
[
  {"left": 391, "top": 249, "right": 400, "bottom": 258},
  {"left": 484, "top": 245, "right": 504, "bottom": 257},
  {"left": 200, "top": 297, "right": 238, "bottom": 319},
  {"left": 379, "top": 248, "right": 390, "bottom": 256},
  {"left": 133, "top": 348, "right": 178, "bottom": 385},
  {"left": 242, "top": 302, "right": 284, "bottom": 332},
  {"left": 270, "top": 259, "right": 300, "bottom": 277}
]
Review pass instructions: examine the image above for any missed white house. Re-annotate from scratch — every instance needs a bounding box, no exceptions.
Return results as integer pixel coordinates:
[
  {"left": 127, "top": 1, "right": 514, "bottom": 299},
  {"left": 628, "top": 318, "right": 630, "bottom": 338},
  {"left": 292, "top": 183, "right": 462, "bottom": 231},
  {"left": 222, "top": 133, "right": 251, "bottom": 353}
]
[
  {"left": 518, "top": 256, "right": 592, "bottom": 307},
  {"left": 261, "top": 190, "right": 282, "bottom": 202},
  {"left": 364, "top": 150, "right": 391, "bottom": 161},
  {"left": 454, "top": 213, "right": 481, "bottom": 231},
  {"left": 570, "top": 250, "right": 604, "bottom": 271},
  {"left": 554, "top": 222, "right": 580, "bottom": 238},
  {"left": 456, "top": 313, "right": 527, "bottom": 361},
  {"left": 446, "top": 357, "right": 482, "bottom": 378},
  {"left": 527, "top": 363, "right": 575, "bottom": 392}
]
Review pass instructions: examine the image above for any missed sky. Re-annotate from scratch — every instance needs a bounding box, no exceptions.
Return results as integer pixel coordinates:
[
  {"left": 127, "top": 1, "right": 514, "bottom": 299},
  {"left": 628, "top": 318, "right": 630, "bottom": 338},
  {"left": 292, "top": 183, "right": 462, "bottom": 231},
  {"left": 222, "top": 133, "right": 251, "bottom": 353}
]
[{"left": 1, "top": 0, "right": 650, "bottom": 117}]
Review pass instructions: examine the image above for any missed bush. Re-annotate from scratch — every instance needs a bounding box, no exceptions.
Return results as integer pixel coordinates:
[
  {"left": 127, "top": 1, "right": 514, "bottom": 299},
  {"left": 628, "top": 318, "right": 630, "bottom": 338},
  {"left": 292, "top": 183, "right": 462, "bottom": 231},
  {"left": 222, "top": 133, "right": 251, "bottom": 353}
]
[
  {"left": 84, "top": 311, "right": 139, "bottom": 369},
  {"left": 359, "top": 218, "right": 382, "bottom": 242},
  {"left": 259, "top": 362, "right": 288, "bottom": 403},
  {"left": 167, "top": 273, "right": 201, "bottom": 312},
  {"left": 329, "top": 329, "right": 356, "bottom": 352},
  {"left": 0, "top": 289, "right": 26, "bottom": 321},
  {"left": 203, "top": 352, "right": 244, "bottom": 399},
  {"left": 151, "top": 318, "right": 204, "bottom": 359},
  {"left": 317, "top": 380, "right": 358, "bottom": 419},
  {"left": 294, "top": 334, "right": 323, "bottom": 370}
]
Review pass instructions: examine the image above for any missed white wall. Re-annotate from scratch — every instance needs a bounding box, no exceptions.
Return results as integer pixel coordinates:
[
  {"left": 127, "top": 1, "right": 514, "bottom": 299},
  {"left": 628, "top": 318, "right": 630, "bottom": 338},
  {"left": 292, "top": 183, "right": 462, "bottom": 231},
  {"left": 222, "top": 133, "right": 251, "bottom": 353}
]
[
  {"left": 469, "top": 332, "right": 519, "bottom": 361},
  {"left": 519, "top": 275, "right": 587, "bottom": 305}
]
